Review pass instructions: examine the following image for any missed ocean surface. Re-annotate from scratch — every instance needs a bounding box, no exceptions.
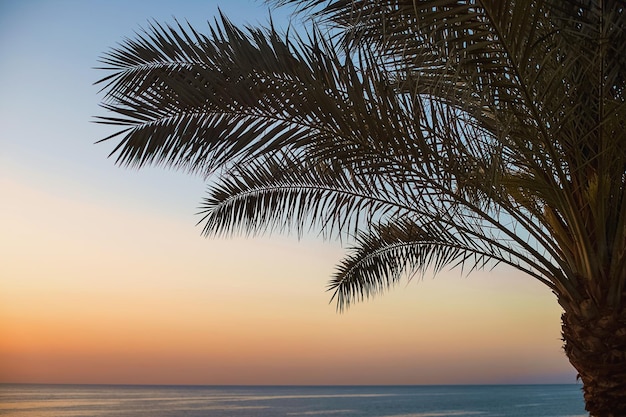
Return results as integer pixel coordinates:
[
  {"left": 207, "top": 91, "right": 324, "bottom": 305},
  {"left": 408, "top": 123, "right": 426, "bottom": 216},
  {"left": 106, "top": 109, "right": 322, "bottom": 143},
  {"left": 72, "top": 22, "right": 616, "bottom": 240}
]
[{"left": 0, "top": 384, "right": 587, "bottom": 417}]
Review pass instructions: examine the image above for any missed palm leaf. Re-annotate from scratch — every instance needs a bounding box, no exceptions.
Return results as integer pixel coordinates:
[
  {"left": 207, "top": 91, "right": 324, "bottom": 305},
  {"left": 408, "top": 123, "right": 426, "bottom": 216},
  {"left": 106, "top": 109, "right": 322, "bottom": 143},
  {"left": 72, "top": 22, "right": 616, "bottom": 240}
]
[
  {"left": 197, "top": 151, "right": 418, "bottom": 239},
  {"left": 329, "top": 218, "right": 513, "bottom": 311},
  {"left": 97, "top": 0, "right": 626, "bottom": 309}
]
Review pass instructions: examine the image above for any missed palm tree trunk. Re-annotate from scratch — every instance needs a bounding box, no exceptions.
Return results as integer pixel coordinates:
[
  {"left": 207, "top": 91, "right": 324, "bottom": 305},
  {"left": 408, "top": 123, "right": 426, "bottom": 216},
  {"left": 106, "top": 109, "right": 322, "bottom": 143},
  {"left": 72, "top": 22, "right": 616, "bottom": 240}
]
[{"left": 561, "top": 302, "right": 626, "bottom": 416}]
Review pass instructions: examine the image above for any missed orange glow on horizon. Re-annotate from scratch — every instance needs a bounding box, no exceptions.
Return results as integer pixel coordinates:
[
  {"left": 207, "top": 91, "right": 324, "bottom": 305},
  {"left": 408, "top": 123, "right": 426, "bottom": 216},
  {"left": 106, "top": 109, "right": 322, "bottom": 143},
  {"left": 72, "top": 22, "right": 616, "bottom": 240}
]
[{"left": 0, "top": 177, "right": 575, "bottom": 386}]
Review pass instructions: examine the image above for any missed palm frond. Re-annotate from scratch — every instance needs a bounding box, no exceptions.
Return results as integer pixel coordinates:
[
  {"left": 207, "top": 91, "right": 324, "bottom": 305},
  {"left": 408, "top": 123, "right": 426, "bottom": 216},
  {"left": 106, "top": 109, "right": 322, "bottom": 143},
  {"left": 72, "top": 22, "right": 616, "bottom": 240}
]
[
  {"left": 197, "top": 151, "right": 418, "bottom": 239},
  {"left": 96, "top": 15, "right": 337, "bottom": 173},
  {"left": 329, "top": 219, "right": 509, "bottom": 311},
  {"left": 97, "top": 0, "right": 626, "bottom": 309}
]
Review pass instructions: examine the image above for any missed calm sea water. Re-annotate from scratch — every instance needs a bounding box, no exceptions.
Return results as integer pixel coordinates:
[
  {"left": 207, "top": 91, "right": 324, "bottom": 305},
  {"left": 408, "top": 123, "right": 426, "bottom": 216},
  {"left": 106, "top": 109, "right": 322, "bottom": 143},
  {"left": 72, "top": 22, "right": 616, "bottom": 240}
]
[{"left": 0, "top": 384, "right": 586, "bottom": 417}]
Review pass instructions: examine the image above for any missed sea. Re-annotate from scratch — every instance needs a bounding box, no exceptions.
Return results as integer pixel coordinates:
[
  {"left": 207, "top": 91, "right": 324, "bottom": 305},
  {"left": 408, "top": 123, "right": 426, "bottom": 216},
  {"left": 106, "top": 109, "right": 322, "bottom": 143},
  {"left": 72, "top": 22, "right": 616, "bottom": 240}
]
[{"left": 0, "top": 384, "right": 587, "bottom": 417}]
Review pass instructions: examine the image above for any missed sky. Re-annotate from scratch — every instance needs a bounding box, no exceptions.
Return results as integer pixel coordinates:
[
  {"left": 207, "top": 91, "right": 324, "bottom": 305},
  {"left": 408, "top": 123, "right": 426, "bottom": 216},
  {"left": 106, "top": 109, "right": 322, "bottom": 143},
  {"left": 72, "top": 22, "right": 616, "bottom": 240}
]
[{"left": 0, "top": 0, "right": 578, "bottom": 385}]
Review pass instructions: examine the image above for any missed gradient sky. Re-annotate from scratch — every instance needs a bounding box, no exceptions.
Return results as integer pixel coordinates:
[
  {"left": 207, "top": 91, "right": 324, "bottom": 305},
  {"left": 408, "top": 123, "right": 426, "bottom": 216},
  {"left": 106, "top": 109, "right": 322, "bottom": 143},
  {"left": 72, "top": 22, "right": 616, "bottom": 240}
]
[{"left": 0, "top": 0, "right": 577, "bottom": 385}]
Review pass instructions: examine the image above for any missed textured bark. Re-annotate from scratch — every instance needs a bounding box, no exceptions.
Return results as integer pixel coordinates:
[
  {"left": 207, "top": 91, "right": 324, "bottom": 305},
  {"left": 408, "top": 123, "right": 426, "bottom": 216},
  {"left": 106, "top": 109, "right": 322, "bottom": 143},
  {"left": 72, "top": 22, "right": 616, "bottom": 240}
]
[{"left": 561, "top": 303, "right": 626, "bottom": 417}]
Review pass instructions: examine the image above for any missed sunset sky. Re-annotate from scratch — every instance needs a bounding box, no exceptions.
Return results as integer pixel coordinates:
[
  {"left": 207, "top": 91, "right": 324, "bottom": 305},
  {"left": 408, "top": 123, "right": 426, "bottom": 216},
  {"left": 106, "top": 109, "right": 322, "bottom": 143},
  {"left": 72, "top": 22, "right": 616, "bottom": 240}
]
[{"left": 0, "top": 0, "right": 578, "bottom": 385}]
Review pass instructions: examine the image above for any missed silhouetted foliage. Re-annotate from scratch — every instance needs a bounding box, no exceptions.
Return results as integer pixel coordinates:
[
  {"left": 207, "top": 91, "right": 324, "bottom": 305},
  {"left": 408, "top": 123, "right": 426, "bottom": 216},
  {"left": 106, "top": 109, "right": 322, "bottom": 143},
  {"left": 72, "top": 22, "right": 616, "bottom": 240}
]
[{"left": 97, "top": 2, "right": 626, "bottom": 415}]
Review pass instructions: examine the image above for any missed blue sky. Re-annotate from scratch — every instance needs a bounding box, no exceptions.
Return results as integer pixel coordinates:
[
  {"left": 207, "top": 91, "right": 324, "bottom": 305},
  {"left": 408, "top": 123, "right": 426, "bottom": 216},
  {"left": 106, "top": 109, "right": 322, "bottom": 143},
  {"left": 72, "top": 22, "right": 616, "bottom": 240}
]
[{"left": 0, "top": 0, "right": 293, "bottom": 216}]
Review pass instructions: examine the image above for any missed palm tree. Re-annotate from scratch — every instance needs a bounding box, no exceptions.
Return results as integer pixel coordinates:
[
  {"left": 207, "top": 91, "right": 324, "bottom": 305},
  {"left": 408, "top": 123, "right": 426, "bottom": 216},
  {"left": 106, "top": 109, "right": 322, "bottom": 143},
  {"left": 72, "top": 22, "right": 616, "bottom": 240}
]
[{"left": 95, "top": 1, "right": 626, "bottom": 415}]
